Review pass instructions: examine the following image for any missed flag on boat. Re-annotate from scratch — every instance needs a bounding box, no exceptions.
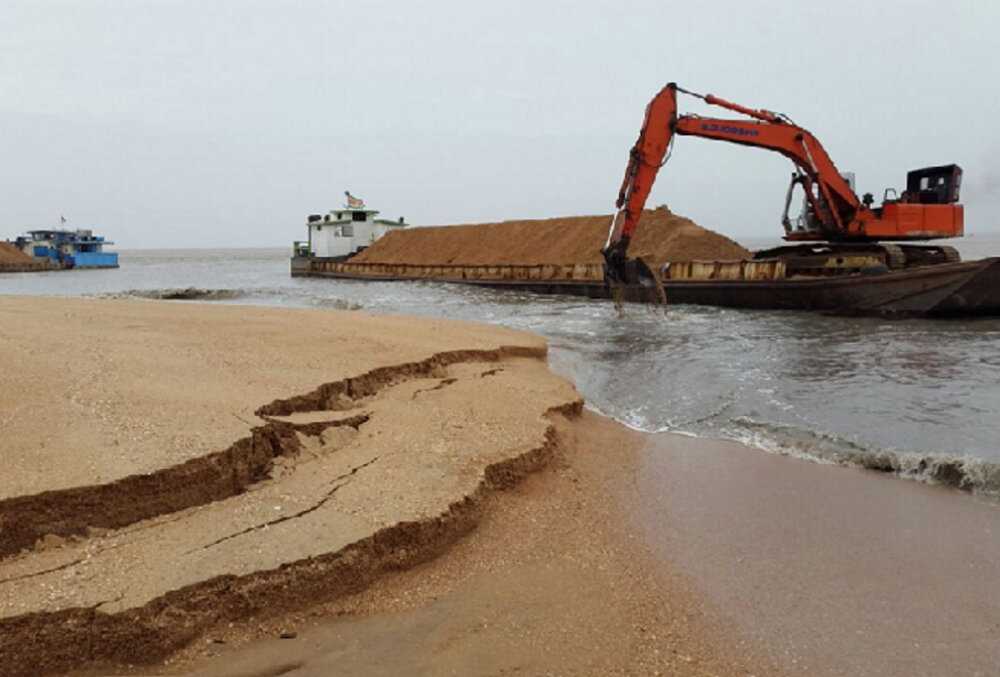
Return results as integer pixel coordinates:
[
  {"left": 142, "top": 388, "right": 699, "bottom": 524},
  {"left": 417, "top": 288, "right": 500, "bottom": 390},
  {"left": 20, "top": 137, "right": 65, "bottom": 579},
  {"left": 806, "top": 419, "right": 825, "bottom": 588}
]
[
  {"left": 60, "top": 215, "right": 66, "bottom": 224},
  {"left": 344, "top": 191, "right": 365, "bottom": 209}
]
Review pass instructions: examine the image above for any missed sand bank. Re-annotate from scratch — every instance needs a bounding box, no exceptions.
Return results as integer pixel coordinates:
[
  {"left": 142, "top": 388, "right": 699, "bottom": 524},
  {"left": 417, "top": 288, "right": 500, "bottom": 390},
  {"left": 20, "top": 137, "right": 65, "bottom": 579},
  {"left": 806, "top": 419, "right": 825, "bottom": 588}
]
[{"left": 0, "top": 297, "right": 586, "bottom": 675}]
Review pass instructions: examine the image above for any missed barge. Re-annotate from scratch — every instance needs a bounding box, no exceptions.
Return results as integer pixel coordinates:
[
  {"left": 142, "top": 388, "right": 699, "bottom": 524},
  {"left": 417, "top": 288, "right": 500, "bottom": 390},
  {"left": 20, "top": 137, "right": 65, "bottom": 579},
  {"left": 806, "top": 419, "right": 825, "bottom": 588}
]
[{"left": 291, "top": 251, "right": 1000, "bottom": 317}]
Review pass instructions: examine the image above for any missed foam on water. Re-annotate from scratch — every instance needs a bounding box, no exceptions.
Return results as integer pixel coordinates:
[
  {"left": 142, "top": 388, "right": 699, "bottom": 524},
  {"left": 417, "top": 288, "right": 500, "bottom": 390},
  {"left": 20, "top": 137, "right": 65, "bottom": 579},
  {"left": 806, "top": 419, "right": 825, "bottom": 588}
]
[{"left": 721, "top": 416, "right": 1000, "bottom": 496}]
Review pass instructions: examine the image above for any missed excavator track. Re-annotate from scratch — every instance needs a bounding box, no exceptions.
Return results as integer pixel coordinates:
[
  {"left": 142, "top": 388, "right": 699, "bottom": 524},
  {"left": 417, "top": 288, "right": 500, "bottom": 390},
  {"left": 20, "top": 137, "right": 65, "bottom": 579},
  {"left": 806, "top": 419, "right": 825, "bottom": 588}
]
[
  {"left": 894, "top": 244, "right": 962, "bottom": 267},
  {"left": 942, "top": 246, "right": 961, "bottom": 263},
  {"left": 753, "top": 242, "right": 960, "bottom": 276},
  {"left": 879, "top": 244, "right": 906, "bottom": 270}
]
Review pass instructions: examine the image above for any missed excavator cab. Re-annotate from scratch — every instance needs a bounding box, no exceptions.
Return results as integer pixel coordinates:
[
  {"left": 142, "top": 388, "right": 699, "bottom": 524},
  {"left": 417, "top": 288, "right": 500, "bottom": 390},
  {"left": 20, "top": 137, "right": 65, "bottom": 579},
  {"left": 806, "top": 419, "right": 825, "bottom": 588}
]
[{"left": 903, "top": 164, "right": 962, "bottom": 205}]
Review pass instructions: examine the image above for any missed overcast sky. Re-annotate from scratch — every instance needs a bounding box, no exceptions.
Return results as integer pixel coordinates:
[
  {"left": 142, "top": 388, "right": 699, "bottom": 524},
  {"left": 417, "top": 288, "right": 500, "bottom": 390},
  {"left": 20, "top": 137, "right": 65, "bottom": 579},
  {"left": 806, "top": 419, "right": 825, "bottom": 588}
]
[{"left": 2, "top": 0, "right": 998, "bottom": 248}]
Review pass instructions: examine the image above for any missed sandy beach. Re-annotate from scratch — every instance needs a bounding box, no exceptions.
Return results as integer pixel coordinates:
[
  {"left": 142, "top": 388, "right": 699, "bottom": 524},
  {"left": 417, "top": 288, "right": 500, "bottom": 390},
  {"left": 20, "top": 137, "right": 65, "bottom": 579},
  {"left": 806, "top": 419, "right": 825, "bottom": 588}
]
[
  {"left": 0, "top": 296, "right": 773, "bottom": 676},
  {"left": 3, "top": 296, "right": 998, "bottom": 677}
]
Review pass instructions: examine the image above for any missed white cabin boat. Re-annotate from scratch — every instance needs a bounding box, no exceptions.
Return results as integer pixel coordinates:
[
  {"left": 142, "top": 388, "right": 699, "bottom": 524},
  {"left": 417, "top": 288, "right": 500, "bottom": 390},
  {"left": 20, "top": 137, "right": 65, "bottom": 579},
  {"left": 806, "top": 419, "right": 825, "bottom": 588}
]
[{"left": 294, "top": 192, "right": 407, "bottom": 261}]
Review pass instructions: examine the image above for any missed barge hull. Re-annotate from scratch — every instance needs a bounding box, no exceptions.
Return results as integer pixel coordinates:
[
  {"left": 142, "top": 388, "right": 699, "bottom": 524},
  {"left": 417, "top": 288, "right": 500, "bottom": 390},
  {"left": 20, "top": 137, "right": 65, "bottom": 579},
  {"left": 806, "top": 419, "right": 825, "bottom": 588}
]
[{"left": 292, "top": 257, "right": 1000, "bottom": 317}]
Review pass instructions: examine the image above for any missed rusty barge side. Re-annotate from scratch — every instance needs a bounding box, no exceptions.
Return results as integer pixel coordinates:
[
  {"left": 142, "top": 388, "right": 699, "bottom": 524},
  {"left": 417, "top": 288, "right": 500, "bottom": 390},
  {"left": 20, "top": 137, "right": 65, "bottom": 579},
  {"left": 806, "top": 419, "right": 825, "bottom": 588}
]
[{"left": 291, "top": 256, "right": 1000, "bottom": 317}]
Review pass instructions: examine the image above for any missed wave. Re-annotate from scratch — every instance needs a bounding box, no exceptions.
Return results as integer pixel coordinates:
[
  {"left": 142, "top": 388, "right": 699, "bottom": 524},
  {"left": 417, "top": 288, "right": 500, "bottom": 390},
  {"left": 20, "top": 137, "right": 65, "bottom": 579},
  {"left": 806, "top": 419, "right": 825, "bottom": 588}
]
[
  {"left": 724, "top": 417, "right": 1000, "bottom": 498},
  {"left": 309, "top": 297, "right": 363, "bottom": 310},
  {"left": 97, "top": 288, "right": 363, "bottom": 310},
  {"left": 588, "top": 403, "right": 1000, "bottom": 498},
  {"left": 101, "top": 287, "right": 247, "bottom": 301}
]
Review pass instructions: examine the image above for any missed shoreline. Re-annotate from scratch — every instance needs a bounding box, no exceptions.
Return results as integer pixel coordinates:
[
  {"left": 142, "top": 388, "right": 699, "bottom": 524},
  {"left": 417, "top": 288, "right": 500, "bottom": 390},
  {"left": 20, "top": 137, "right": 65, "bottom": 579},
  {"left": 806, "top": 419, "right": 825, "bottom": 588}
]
[{"left": 585, "top": 396, "right": 1000, "bottom": 503}]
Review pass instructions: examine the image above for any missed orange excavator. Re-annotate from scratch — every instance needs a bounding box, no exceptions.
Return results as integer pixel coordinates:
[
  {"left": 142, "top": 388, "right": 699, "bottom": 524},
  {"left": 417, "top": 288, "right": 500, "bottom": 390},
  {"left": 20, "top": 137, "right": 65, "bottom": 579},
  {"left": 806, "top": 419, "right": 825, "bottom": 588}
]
[{"left": 603, "top": 82, "right": 964, "bottom": 285}]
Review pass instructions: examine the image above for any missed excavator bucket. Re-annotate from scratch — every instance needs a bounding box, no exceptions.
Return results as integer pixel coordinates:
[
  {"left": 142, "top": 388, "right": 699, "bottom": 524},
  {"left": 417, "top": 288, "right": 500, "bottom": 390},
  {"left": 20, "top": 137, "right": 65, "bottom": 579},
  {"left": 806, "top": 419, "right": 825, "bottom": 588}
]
[{"left": 602, "top": 253, "right": 666, "bottom": 304}]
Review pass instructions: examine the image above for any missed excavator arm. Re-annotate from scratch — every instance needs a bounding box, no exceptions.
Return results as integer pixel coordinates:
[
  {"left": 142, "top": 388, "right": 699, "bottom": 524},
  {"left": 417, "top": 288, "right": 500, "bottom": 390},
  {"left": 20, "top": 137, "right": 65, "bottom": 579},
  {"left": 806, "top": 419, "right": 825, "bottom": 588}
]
[{"left": 602, "top": 83, "right": 863, "bottom": 283}]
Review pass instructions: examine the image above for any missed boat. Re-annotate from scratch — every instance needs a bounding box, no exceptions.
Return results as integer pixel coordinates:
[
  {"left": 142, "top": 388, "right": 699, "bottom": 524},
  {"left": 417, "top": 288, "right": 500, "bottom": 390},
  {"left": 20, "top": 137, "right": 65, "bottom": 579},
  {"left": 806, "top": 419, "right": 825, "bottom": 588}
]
[
  {"left": 291, "top": 191, "right": 408, "bottom": 267},
  {"left": 13, "top": 227, "right": 119, "bottom": 269},
  {"left": 293, "top": 253, "right": 1000, "bottom": 317}
]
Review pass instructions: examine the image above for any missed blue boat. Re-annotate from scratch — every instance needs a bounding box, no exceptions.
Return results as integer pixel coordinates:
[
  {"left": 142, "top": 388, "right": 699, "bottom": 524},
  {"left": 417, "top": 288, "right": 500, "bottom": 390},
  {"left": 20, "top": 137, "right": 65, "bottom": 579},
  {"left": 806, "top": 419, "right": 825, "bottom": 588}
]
[{"left": 14, "top": 228, "right": 119, "bottom": 269}]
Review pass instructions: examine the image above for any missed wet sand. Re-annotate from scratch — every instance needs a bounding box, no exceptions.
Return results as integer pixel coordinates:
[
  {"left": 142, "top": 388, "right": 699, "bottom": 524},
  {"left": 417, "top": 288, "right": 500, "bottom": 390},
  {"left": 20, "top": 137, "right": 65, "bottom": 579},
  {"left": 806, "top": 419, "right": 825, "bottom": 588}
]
[{"left": 635, "top": 433, "right": 1000, "bottom": 676}]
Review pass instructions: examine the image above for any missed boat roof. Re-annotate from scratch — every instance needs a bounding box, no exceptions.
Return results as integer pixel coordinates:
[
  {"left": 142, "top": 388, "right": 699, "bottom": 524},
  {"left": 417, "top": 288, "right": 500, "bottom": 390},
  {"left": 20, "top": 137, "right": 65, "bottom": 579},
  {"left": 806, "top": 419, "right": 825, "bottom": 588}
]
[
  {"left": 329, "top": 207, "right": 381, "bottom": 215},
  {"left": 24, "top": 229, "right": 113, "bottom": 243},
  {"left": 26, "top": 228, "right": 105, "bottom": 235}
]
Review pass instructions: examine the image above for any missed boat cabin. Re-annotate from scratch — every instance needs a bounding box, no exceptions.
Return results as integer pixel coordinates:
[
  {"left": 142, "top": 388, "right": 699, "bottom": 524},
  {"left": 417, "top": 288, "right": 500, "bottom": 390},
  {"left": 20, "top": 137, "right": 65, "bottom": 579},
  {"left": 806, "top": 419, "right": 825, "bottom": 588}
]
[{"left": 299, "top": 197, "right": 408, "bottom": 260}]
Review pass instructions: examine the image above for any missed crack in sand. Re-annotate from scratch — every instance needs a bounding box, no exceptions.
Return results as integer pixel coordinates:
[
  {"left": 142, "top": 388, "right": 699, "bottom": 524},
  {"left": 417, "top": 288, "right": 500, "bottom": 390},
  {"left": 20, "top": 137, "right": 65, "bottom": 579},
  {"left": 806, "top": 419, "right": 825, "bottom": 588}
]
[
  {"left": 0, "top": 536, "right": 144, "bottom": 588},
  {"left": 0, "top": 557, "right": 86, "bottom": 586},
  {"left": 94, "top": 593, "right": 125, "bottom": 611},
  {"left": 232, "top": 412, "right": 257, "bottom": 426},
  {"left": 261, "top": 413, "right": 370, "bottom": 432},
  {"left": 411, "top": 378, "right": 458, "bottom": 399},
  {"left": 190, "top": 456, "right": 381, "bottom": 554}
]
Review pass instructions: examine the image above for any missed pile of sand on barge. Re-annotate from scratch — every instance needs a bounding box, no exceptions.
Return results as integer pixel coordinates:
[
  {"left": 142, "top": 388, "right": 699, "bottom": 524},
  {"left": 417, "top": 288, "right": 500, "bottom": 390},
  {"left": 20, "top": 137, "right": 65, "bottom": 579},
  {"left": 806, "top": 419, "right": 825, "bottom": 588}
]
[
  {"left": 350, "top": 207, "right": 750, "bottom": 271},
  {"left": 0, "top": 242, "right": 49, "bottom": 271}
]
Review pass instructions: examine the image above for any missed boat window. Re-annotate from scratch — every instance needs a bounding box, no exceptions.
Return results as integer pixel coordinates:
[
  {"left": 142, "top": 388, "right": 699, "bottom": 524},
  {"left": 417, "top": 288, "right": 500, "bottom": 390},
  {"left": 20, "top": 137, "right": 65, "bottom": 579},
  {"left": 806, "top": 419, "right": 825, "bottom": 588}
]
[
  {"left": 342, "top": 225, "right": 354, "bottom": 237},
  {"left": 352, "top": 211, "right": 366, "bottom": 222}
]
